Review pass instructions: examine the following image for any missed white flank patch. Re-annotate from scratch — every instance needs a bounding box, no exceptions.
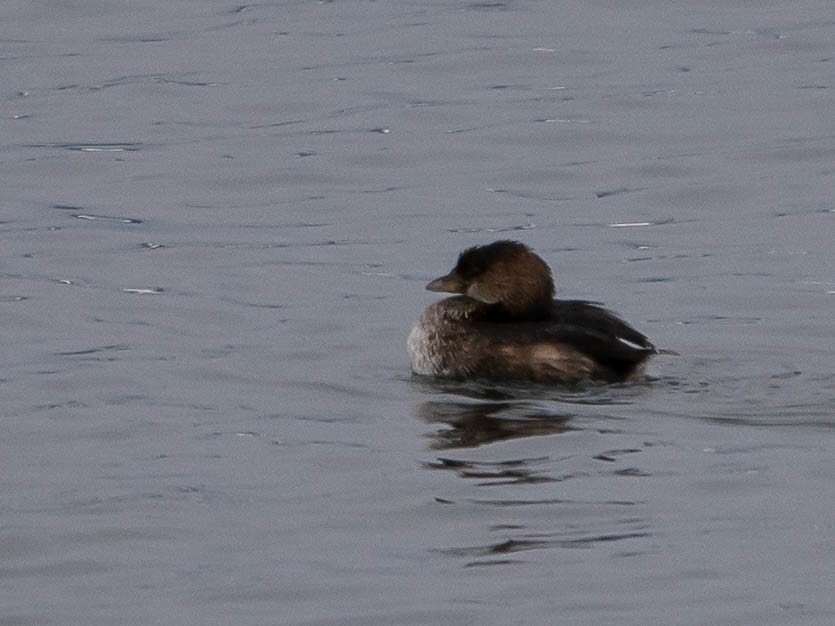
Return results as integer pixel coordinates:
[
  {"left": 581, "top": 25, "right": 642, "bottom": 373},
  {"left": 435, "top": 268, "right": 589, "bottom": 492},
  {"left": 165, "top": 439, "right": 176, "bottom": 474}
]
[
  {"left": 407, "top": 321, "right": 436, "bottom": 375},
  {"left": 617, "top": 336, "right": 648, "bottom": 351}
]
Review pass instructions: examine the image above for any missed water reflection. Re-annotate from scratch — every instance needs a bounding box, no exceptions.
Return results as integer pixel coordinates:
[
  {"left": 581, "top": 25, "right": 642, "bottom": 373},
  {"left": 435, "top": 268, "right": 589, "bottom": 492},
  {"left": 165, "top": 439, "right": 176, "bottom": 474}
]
[
  {"left": 440, "top": 531, "right": 651, "bottom": 560},
  {"left": 412, "top": 379, "right": 654, "bottom": 567},
  {"left": 410, "top": 375, "right": 652, "bottom": 405},
  {"left": 423, "top": 455, "right": 558, "bottom": 486},
  {"left": 415, "top": 400, "right": 575, "bottom": 449}
]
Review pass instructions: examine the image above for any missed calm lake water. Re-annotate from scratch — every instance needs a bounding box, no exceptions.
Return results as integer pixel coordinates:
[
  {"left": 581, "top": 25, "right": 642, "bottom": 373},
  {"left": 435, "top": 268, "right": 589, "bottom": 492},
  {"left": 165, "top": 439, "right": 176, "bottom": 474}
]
[{"left": 2, "top": 1, "right": 834, "bottom": 624}]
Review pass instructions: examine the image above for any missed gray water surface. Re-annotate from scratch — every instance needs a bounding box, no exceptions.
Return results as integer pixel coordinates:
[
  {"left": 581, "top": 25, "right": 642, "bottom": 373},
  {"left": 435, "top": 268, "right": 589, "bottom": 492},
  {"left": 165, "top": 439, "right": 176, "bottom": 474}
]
[{"left": 2, "top": 1, "right": 834, "bottom": 624}]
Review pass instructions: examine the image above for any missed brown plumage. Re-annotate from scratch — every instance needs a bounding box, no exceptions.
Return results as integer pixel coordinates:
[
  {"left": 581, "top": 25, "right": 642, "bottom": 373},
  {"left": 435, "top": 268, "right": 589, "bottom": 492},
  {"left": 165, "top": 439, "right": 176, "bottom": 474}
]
[{"left": 408, "top": 240, "right": 664, "bottom": 385}]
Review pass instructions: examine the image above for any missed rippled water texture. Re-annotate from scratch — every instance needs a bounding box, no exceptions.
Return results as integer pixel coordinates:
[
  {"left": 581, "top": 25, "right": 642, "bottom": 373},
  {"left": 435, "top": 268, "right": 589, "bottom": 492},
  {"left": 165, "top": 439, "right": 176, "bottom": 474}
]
[{"left": 2, "top": 1, "right": 834, "bottom": 624}]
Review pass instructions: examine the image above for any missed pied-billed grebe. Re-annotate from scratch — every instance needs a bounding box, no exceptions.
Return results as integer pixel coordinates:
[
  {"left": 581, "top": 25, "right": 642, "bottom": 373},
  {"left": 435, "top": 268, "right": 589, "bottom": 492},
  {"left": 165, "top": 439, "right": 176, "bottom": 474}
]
[{"left": 408, "top": 240, "right": 665, "bottom": 384}]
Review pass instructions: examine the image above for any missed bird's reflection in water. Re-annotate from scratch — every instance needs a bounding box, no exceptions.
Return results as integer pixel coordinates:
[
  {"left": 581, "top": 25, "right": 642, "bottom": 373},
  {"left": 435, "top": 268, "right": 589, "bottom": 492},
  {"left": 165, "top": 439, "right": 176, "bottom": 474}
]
[
  {"left": 423, "top": 454, "right": 558, "bottom": 486},
  {"left": 415, "top": 400, "right": 575, "bottom": 450},
  {"left": 410, "top": 375, "right": 646, "bottom": 406},
  {"left": 410, "top": 379, "right": 647, "bottom": 566}
]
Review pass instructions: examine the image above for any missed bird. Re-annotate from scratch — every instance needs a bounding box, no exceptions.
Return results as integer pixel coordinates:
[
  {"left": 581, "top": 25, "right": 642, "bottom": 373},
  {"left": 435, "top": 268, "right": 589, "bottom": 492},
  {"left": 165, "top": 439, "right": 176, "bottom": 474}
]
[{"left": 408, "top": 240, "right": 669, "bottom": 384}]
